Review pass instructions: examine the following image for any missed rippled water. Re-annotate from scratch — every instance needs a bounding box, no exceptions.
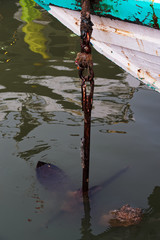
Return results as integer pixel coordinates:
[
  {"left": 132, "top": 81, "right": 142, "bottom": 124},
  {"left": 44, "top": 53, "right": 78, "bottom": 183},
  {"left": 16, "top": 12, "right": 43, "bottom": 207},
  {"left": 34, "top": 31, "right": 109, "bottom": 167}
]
[{"left": 1, "top": 1, "right": 160, "bottom": 239}]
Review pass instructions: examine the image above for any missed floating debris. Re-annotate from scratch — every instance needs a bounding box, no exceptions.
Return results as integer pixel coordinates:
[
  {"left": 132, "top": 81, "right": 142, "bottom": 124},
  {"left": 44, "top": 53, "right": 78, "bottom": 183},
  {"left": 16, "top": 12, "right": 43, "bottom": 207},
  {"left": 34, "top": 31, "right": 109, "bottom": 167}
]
[
  {"left": 109, "top": 204, "right": 142, "bottom": 227},
  {"left": 101, "top": 204, "right": 142, "bottom": 227}
]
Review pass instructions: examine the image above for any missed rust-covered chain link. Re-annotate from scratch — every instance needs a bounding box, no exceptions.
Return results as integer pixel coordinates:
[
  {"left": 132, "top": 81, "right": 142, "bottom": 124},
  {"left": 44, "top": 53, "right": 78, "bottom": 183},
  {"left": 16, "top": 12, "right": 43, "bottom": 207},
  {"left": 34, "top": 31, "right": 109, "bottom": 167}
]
[
  {"left": 81, "top": 79, "right": 94, "bottom": 113},
  {"left": 76, "top": 0, "right": 95, "bottom": 195},
  {"left": 75, "top": 0, "right": 94, "bottom": 84}
]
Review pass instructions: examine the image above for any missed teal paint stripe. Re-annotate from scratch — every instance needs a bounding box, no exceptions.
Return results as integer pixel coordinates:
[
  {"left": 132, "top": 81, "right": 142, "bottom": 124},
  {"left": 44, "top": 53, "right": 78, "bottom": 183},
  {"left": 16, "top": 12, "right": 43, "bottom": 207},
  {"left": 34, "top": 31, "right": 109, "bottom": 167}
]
[
  {"left": 33, "top": 0, "right": 160, "bottom": 28},
  {"left": 34, "top": 0, "right": 51, "bottom": 10}
]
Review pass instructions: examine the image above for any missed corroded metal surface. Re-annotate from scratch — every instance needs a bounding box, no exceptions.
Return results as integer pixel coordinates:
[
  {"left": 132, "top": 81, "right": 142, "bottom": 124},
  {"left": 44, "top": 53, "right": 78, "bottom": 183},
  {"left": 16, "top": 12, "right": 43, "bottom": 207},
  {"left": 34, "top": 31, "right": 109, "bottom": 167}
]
[
  {"left": 81, "top": 81, "right": 94, "bottom": 194},
  {"left": 75, "top": 0, "right": 94, "bottom": 84},
  {"left": 77, "top": 0, "right": 94, "bottom": 195}
]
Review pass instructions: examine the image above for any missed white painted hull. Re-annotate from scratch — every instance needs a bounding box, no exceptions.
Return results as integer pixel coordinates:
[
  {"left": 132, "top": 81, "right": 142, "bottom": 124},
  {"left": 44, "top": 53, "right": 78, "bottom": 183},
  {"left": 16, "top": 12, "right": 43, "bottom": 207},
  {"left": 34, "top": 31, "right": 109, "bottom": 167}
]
[{"left": 49, "top": 5, "right": 160, "bottom": 93}]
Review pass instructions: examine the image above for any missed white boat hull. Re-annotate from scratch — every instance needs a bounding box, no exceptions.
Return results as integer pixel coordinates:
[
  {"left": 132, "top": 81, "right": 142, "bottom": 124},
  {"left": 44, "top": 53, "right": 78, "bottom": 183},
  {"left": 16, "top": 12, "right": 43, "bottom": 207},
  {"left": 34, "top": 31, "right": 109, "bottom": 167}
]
[{"left": 49, "top": 5, "right": 160, "bottom": 93}]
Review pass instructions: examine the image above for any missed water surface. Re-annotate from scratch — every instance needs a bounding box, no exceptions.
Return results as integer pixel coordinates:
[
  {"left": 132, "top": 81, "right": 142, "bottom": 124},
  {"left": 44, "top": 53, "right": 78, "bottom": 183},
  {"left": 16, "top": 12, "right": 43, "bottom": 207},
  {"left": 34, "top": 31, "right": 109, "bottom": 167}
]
[{"left": 0, "top": 1, "right": 160, "bottom": 239}]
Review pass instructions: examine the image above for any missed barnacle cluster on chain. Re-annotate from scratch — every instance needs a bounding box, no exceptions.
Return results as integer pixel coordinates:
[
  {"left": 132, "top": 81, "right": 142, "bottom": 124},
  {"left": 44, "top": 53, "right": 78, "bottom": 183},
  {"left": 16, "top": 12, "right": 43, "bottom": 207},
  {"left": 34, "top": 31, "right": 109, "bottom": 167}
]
[{"left": 75, "top": 5, "right": 94, "bottom": 85}]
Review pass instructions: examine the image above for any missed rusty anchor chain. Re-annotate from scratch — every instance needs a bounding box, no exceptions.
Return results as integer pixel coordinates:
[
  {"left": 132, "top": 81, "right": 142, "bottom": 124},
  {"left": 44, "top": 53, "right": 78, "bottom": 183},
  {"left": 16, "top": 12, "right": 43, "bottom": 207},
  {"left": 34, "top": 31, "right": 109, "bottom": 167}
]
[
  {"left": 76, "top": 0, "right": 95, "bottom": 196},
  {"left": 75, "top": 0, "right": 94, "bottom": 85}
]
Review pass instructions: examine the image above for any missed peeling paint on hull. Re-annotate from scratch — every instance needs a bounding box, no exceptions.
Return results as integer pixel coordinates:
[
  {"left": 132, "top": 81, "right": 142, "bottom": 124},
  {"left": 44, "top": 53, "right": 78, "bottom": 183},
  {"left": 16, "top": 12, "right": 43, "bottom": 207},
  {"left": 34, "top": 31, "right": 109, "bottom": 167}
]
[
  {"left": 34, "top": 0, "right": 160, "bottom": 29},
  {"left": 33, "top": 1, "right": 160, "bottom": 93},
  {"left": 49, "top": 6, "right": 160, "bottom": 93}
]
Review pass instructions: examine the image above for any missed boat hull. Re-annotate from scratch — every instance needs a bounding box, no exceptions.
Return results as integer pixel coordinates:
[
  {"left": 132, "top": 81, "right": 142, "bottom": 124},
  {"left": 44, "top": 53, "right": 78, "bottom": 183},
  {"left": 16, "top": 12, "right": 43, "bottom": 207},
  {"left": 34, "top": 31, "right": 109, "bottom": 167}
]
[
  {"left": 34, "top": 0, "right": 160, "bottom": 29},
  {"left": 32, "top": 1, "right": 160, "bottom": 93},
  {"left": 49, "top": 6, "right": 160, "bottom": 93}
]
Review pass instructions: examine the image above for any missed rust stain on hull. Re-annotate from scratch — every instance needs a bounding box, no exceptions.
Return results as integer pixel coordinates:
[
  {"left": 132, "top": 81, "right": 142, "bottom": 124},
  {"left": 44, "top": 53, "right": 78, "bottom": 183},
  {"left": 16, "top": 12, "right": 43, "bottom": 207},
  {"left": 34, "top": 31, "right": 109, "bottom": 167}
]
[
  {"left": 73, "top": 16, "right": 134, "bottom": 38},
  {"left": 74, "top": 17, "right": 80, "bottom": 26},
  {"left": 127, "top": 62, "right": 131, "bottom": 71},
  {"left": 153, "top": 13, "right": 159, "bottom": 29},
  {"left": 136, "top": 39, "right": 144, "bottom": 51},
  {"left": 150, "top": 2, "right": 159, "bottom": 29},
  {"left": 94, "top": 23, "right": 134, "bottom": 38},
  {"left": 146, "top": 71, "right": 157, "bottom": 84},
  {"left": 121, "top": 50, "right": 129, "bottom": 60},
  {"left": 137, "top": 69, "right": 157, "bottom": 85}
]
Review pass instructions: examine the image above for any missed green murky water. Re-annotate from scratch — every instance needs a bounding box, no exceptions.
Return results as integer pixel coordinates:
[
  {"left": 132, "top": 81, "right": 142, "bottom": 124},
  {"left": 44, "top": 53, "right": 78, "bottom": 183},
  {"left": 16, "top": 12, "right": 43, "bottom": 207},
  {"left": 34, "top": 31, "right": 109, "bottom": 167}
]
[{"left": 1, "top": 1, "right": 160, "bottom": 239}]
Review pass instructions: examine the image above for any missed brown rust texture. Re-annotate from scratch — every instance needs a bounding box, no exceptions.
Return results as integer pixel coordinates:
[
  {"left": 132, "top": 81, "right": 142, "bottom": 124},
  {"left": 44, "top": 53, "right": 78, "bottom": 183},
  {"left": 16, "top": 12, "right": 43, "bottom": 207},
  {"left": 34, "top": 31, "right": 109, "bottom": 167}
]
[
  {"left": 121, "top": 50, "right": 129, "bottom": 60},
  {"left": 127, "top": 63, "right": 130, "bottom": 71},
  {"left": 136, "top": 39, "right": 144, "bottom": 52},
  {"left": 137, "top": 69, "right": 157, "bottom": 84},
  {"left": 82, "top": 81, "right": 94, "bottom": 195},
  {"left": 146, "top": 71, "right": 157, "bottom": 83},
  {"left": 97, "top": 23, "right": 133, "bottom": 37},
  {"left": 81, "top": 0, "right": 91, "bottom": 16},
  {"left": 78, "top": 0, "right": 95, "bottom": 196},
  {"left": 153, "top": 13, "right": 159, "bottom": 29},
  {"left": 80, "top": 0, "right": 93, "bottom": 53},
  {"left": 150, "top": 2, "right": 159, "bottom": 29},
  {"left": 137, "top": 69, "right": 144, "bottom": 80},
  {"left": 74, "top": 17, "right": 80, "bottom": 26},
  {"left": 114, "top": 29, "right": 131, "bottom": 37},
  {"left": 76, "top": 0, "right": 104, "bottom": 14},
  {"left": 75, "top": 0, "right": 94, "bottom": 82}
]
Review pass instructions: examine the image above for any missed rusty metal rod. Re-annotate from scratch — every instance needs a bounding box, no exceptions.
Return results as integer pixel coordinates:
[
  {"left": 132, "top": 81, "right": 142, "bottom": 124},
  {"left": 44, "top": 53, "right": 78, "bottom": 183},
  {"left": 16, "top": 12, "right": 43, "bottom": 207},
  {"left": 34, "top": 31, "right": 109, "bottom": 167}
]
[
  {"left": 78, "top": 0, "right": 94, "bottom": 196},
  {"left": 82, "top": 81, "right": 94, "bottom": 195}
]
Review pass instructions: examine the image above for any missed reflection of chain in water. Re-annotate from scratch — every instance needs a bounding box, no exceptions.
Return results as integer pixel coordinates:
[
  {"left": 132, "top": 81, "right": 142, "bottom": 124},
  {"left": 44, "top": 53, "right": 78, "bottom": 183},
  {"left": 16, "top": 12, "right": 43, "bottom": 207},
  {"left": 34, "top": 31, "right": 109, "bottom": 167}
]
[{"left": 81, "top": 194, "right": 92, "bottom": 240}]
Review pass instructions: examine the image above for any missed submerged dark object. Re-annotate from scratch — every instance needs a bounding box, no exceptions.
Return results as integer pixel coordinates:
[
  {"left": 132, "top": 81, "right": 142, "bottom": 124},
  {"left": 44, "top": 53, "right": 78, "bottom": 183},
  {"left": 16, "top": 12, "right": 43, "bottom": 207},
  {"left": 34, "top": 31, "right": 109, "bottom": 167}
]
[
  {"left": 36, "top": 161, "right": 129, "bottom": 196},
  {"left": 36, "top": 161, "right": 70, "bottom": 192},
  {"left": 36, "top": 161, "right": 129, "bottom": 227}
]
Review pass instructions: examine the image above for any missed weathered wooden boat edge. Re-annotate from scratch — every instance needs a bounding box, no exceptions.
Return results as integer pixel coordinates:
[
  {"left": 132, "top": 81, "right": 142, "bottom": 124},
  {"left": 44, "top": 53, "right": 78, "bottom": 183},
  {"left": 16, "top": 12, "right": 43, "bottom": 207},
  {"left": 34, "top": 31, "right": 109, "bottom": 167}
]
[
  {"left": 48, "top": 5, "right": 160, "bottom": 93},
  {"left": 32, "top": 1, "right": 160, "bottom": 94},
  {"left": 34, "top": 0, "right": 160, "bottom": 29}
]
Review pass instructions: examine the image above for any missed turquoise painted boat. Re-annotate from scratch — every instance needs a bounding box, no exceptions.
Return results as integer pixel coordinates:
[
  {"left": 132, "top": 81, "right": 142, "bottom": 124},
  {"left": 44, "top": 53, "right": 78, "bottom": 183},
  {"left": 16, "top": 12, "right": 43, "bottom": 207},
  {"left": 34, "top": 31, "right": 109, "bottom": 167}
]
[
  {"left": 33, "top": 0, "right": 160, "bottom": 93},
  {"left": 34, "top": 0, "right": 160, "bottom": 29}
]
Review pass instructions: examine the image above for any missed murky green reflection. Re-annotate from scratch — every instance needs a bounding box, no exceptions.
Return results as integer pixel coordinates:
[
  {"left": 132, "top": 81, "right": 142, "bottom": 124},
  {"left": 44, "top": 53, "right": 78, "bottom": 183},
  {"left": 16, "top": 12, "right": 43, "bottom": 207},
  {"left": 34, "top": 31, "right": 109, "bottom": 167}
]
[{"left": 20, "top": 0, "right": 50, "bottom": 59}]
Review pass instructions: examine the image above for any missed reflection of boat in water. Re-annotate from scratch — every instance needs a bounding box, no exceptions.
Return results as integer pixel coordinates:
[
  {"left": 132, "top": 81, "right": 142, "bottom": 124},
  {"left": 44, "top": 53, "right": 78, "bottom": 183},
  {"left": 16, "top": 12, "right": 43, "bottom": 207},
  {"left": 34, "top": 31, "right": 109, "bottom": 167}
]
[
  {"left": 33, "top": 1, "right": 160, "bottom": 93},
  {"left": 0, "top": 0, "right": 50, "bottom": 63},
  {"left": 21, "top": 74, "right": 137, "bottom": 123},
  {"left": 18, "top": 0, "right": 50, "bottom": 59}
]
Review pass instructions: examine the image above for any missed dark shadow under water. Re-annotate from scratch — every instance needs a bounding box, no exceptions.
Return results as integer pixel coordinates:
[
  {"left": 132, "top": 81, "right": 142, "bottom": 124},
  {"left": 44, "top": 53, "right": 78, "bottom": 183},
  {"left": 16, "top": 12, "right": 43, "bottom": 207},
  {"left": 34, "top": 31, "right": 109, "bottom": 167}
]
[{"left": 35, "top": 80, "right": 160, "bottom": 239}]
